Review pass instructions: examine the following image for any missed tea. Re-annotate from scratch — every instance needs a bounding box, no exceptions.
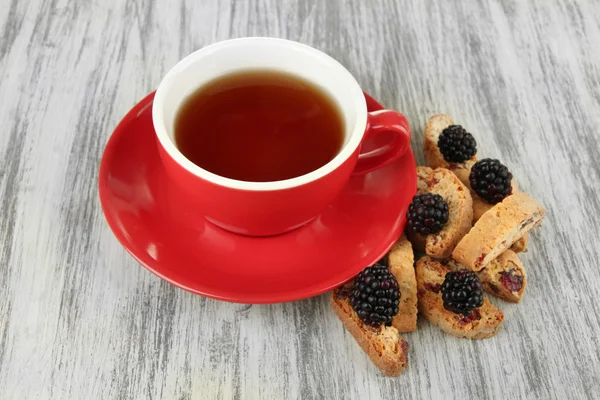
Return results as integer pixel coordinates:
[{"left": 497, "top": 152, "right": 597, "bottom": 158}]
[{"left": 174, "top": 70, "right": 345, "bottom": 182}]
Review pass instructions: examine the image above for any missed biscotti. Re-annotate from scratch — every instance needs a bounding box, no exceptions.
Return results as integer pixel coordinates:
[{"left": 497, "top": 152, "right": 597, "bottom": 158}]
[
  {"left": 406, "top": 167, "right": 473, "bottom": 258},
  {"left": 331, "top": 287, "right": 409, "bottom": 376},
  {"left": 471, "top": 182, "right": 529, "bottom": 253},
  {"left": 476, "top": 250, "right": 527, "bottom": 303},
  {"left": 452, "top": 192, "right": 545, "bottom": 271},
  {"left": 416, "top": 256, "right": 504, "bottom": 339},
  {"left": 423, "top": 114, "right": 476, "bottom": 187},
  {"left": 444, "top": 252, "right": 527, "bottom": 303},
  {"left": 388, "top": 235, "right": 418, "bottom": 332}
]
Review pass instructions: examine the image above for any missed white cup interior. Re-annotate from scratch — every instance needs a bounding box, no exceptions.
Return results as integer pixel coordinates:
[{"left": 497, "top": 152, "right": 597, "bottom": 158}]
[{"left": 152, "top": 37, "right": 367, "bottom": 191}]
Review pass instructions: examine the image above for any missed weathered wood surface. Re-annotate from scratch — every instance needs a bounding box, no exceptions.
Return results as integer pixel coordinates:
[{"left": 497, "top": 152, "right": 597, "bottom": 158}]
[{"left": 1, "top": 0, "right": 599, "bottom": 398}]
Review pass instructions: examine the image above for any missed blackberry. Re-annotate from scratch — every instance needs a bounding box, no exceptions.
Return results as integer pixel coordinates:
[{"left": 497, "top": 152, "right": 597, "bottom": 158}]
[
  {"left": 469, "top": 158, "right": 513, "bottom": 204},
  {"left": 407, "top": 193, "right": 449, "bottom": 236},
  {"left": 351, "top": 264, "right": 401, "bottom": 326},
  {"left": 440, "top": 271, "right": 484, "bottom": 316},
  {"left": 438, "top": 125, "right": 477, "bottom": 163}
]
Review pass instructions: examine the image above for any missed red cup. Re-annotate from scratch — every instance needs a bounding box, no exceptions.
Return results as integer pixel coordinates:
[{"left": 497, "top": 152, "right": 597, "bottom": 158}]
[{"left": 153, "top": 38, "right": 411, "bottom": 236}]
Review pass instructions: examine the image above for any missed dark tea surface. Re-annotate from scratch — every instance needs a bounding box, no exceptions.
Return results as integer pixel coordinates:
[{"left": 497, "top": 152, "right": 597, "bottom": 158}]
[{"left": 174, "top": 70, "right": 344, "bottom": 182}]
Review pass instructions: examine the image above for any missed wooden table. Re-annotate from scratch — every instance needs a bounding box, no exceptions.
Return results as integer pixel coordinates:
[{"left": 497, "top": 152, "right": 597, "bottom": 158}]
[{"left": 1, "top": 1, "right": 599, "bottom": 398}]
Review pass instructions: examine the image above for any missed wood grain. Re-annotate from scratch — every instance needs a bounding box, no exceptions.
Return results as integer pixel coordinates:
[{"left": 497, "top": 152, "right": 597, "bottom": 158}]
[{"left": 1, "top": 0, "right": 600, "bottom": 398}]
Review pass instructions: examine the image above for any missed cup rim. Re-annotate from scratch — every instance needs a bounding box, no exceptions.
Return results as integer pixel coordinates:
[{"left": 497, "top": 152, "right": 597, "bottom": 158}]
[{"left": 152, "top": 37, "right": 367, "bottom": 191}]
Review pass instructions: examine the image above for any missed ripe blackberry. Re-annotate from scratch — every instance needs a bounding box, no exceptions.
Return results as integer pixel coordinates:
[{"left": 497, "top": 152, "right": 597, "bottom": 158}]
[
  {"left": 438, "top": 125, "right": 477, "bottom": 163},
  {"left": 407, "top": 193, "right": 449, "bottom": 236},
  {"left": 351, "top": 264, "right": 401, "bottom": 326},
  {"left": 440, "top": 271, "right": 484, "bottom": 316},
  {"left": 469, "top": 158, "right": 513, "bottom": 204}
]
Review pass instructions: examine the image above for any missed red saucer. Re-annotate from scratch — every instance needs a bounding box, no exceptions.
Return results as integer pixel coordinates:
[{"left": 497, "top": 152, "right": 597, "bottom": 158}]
[{"left": 99, "top": 92, "right": 416, "bottom": 303}]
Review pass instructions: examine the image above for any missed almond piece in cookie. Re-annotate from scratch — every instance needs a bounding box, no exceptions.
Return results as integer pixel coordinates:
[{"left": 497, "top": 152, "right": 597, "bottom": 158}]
[
  {"left": 406, "top": 167, "right": 473, "bottom": 258},
  {"left": 453, "top": 192, "right": 545, "bottom": 271},
  {"left": 388, "top": 235, "right": 417, "bottom": 333},
  {"left": 416, "top": 256, "right": 504, "bottom": 339},
  {"left": 444, "top": 252, "right": 527, "bottom": 303},
  {"left": 331, "top": 286, "right": 409, "bottom": 376},
  {"left": 423, "top": 114, "right": 476, "bottom": 186}
]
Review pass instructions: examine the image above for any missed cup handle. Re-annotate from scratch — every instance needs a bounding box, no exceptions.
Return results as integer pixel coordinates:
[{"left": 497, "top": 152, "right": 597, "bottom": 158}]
[{"left": 352, "top": 110, "right": 412, "bottom": 175}]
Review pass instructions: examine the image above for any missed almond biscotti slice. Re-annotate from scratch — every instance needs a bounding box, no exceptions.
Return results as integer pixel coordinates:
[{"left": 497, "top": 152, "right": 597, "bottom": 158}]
[
  {"left": 424, "top": 114, "right": 476, "bottom": 186},
  {"left": 331, "top": 287, "right": 409, "bottom": 376},
  {"left": 416, "top": 256, "right": 504, "bottom": 339},
  {"left": 387, "top": 235, "right": 417, "bottom": 332},
  {"left": 453, "top": 192, "right": 545, "bottom": 271},
  {"left": 406, "top": 167, "right": 473, "bottom": 258},
  {"left": 444, "top": 252, "right": 527, "bottom": 303},
  {"left": 471, "top": 182, "right": 529, "bottom": 253},
  {"left": 469, "top": 175, "right": 529, "bottom": 253},
  {"left": 476, "top": 250, "right": 527, "bottom": 303}
]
